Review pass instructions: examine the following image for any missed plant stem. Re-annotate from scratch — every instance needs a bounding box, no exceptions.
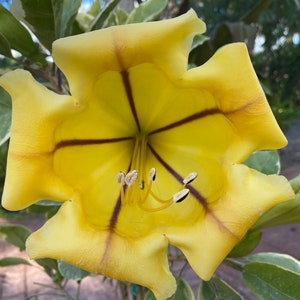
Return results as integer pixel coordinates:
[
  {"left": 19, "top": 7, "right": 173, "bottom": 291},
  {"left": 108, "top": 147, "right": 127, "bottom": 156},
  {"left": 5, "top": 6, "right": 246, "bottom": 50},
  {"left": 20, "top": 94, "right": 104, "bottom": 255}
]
[
  {"left": 76, "top": 280, "right": 82, "bottom": 300},
  {"left": 223, "top": 258, "right": 244, "bottom": 272}
]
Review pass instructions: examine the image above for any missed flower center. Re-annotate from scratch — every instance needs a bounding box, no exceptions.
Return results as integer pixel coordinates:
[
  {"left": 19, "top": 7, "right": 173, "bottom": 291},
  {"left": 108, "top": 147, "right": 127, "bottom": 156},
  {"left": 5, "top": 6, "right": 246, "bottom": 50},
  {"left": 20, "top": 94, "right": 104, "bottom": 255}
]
[{"left": 116, "top": 135, "right": 197, "bottom": 212}]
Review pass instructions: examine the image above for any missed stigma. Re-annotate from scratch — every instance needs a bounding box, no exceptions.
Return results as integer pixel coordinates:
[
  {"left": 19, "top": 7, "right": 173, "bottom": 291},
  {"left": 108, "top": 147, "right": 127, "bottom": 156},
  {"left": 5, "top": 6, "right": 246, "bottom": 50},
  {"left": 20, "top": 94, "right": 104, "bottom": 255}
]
[{"left": 116, "top": 168, "right": 197, "bottom": 212}]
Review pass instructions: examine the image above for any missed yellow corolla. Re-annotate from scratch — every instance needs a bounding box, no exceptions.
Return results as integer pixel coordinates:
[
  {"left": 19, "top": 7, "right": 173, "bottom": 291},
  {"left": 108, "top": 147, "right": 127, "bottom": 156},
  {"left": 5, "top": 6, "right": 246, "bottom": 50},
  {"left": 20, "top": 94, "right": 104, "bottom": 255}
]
[{"left": 0, "top": 10, "right": 294, "bottom": 300}]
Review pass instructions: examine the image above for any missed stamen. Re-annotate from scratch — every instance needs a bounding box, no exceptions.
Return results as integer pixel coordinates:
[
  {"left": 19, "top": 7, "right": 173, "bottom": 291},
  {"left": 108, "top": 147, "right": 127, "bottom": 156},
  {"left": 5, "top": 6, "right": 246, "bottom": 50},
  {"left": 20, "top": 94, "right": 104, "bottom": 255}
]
[
  {"left": 138, "top": 200, "right": 173, "bottom": 212},
  {"left": 125, "top": 170, "right": 138, "bottom": 186},
  {"left": 139, "top": 180, "right": 145, "bottom": 190},
  {"left": 148, "top": 168, "right": 156, "bottom": 182},
  {"left": 183, "top": 172, "right": 198, "bottom": 185},
  {"left": 116, "top": 171, "right": 126, "bottom": 186},
  {"left": 117, "top": 168, "right": 193, "bottom": 211},
  {"left": 173, "top": 189, "right": 190, "bottom": 203}
]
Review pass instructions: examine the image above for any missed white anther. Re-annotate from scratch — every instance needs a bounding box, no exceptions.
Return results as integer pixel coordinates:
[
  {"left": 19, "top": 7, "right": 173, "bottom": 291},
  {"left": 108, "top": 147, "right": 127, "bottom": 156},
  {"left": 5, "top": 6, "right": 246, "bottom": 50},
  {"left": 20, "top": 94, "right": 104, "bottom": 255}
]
[
  {"left": 148, "top": 168, "right": 156, "bottom": 182},
  {"left": 116, "top": 171, "right": 126, "bottom": 186},
  {"left": 183, "top": 172, "right": 198, "bottom": 185},
  {"left": 173, "top": 188, "right": 190, "bottom": 203},
  {"left": 125, "top": 170, "right": 138, "bottom": 186}
]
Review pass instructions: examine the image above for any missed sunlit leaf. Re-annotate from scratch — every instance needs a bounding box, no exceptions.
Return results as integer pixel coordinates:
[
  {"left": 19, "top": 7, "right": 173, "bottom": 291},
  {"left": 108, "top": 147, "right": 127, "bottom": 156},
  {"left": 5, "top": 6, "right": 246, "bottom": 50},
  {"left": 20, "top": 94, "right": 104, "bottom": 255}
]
[
  {"left": 53, "top": 0, "right": 82, "bottom": 37},
  {"left": 88, "top": 0, "right": 121, "bottom": 31},
  {"left": 0, "top": 4, "right": 46, "bottom": 64},
  {"left": 11, "top": 0, "right": 81, "bottom": 50},
  {"left": 115, "top": 8, "right": 128, "bottom": 25},
  {"left": 87, "top": 0, "right": 101, "bottom": 17},
  {"left": 127, "top": 0, "right": 168, "bottom": 24},
  {"left": 11, "top": 0, "right": 55, "bottom": 50}
]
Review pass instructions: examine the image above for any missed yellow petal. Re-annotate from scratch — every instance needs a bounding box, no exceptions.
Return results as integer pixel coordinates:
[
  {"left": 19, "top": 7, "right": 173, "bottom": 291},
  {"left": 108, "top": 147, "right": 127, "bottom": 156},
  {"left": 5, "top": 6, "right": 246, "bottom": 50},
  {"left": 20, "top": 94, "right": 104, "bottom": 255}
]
[
  {"left": 183, "top": 43, "right": 287, "bottom": 162},
  {"left": 26, "top": 200, "right": 176, "bottom": 300},
  {"left": 0, "top": 70, "right": 76, "bottom": 209},
  {"left": 52, "top": 9, "right": 205, "bottom": 99},
  {"left": 166, "top": 164, "right": 294, "bottom": 280}
]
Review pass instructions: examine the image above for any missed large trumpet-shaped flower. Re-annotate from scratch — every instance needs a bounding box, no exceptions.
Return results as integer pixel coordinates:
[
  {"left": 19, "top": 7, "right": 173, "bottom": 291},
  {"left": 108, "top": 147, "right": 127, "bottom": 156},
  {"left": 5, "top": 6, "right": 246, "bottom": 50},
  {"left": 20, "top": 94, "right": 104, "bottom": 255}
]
[{"left": 0, "top": 10, "right": 294, "bottom": 300}]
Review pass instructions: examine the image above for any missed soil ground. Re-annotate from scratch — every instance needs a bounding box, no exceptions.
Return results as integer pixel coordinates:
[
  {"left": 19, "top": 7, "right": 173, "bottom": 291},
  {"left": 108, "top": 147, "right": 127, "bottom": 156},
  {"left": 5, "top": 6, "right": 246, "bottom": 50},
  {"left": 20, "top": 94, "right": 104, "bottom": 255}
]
[{"left": 0, "top": 119, "right": 300, "bottom": 300}]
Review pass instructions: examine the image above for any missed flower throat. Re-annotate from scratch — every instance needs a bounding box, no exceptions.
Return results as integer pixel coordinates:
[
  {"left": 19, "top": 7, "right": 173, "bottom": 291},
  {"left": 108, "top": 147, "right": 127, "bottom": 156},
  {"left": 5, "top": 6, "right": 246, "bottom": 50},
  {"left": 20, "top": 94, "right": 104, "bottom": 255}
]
[{"left": 116, "top": 135, "right": 197, "bottom": 212}]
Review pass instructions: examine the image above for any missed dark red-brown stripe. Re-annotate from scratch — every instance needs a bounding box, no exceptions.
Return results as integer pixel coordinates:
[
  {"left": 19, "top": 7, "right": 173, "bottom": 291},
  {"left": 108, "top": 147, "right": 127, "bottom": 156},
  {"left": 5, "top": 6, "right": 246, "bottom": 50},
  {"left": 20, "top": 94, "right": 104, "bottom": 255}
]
[
  {"left": 149, "top": 108, "right": 220, "bottom": 135},
  {"left": 148, "top": 144, "right": 207, "bottom": 206},
  {"left": 121, "top": 70, "right": 141, "bottom": 132},
  {"left": 54, "top": 137, "right": 133, "bottom": 151},
  {"left": 109, "top": 196, "right": 122, "bottom": 230}
]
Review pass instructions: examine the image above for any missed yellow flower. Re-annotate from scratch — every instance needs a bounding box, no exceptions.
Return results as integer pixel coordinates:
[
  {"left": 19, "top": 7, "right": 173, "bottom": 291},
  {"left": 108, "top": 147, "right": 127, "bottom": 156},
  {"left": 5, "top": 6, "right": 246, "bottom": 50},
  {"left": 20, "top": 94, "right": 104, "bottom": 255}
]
[{"left": 0, "top": 10, "right": 294, "bottom": 300}]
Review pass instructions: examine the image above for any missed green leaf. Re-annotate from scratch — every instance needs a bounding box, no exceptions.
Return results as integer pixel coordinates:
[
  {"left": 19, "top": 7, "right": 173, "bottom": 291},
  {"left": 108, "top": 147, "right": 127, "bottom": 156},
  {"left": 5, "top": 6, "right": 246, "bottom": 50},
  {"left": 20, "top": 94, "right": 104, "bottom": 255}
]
[
  {"left": 0, "top": 224, "right": 31, "bottom": 251},
  {"left": 144, "top": 277, "right": 194, "bottom": 300},
  {"left": 36, "top": 258, "right": 63, "bottom": 283},
  {"left": 243, "top": 150, "right": 280, "bottom": 175},
  {"left": 0, "top": 31, "right": 12, "bottom": 57},
  {"left": 127, "top": 0, "right": 167, "bottom": 24},
  {"left": 252, "top": 194, "right": 300, "bottom": 230},
  {"left": 243, "top": 261, "right": 300, "bottom": 299},
  {"left": 26, "top": 200, "right": 61, "bottom": 219},
  {"left": 191, "top": 35, "right": 210, "bottom": 51},
  {"left": 36, "top": 258, "right": 58, "bottom": 272},
  {"left": 11, "top": 0, "right": 55, "bottom": 50},
  {"left": 29, "top": 200, "right": 62, "bottom": 219},
  {"left": 0, "top": 86, "right": 11, "bottom": 146},
  {"left": 198, "top": 277, "right": 244, "bottom": 300},
  {"left": 35, "top": 200, "right": 63, "bottom": 206},
  {"left": 290, "top": 174, "right": 300, "bottom": 193},
  {"left": 11, "top": 0, "right": 81, "bottom": 50},
  {"left": 27, "top": 203, "right": 60, "bottom": 215},
  {"left": 229, "top": 230, "right": 262, "bottom": 258},
  {"left": 0, "top": 141, "right": 8, "bottom": 191},
  {"left": 247, "top": 252, "right": 300, "bottom": 275},
  {"left": 58, "top": 261, "right": 91, "bottom": 280},
  {"left": 115, "top": 8, "right": 129, "bottom": 25},
  {"left": 53, "top": 0, "right": 82, "bottom": 38},
  {"left": 10, "top": 0, "right": 81, "bottom": 49},
  {"left": 87, "top": 0, "right": 101, "bottom": 17},
  {"left": 88, "top": 0, "right": 121, "bottom": 31},
  {"left": 0, "top": 256, "right": 31, "bottom": 267},
  {"left": 0, "top": 4, "right": 46, "bottom": 64}
]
